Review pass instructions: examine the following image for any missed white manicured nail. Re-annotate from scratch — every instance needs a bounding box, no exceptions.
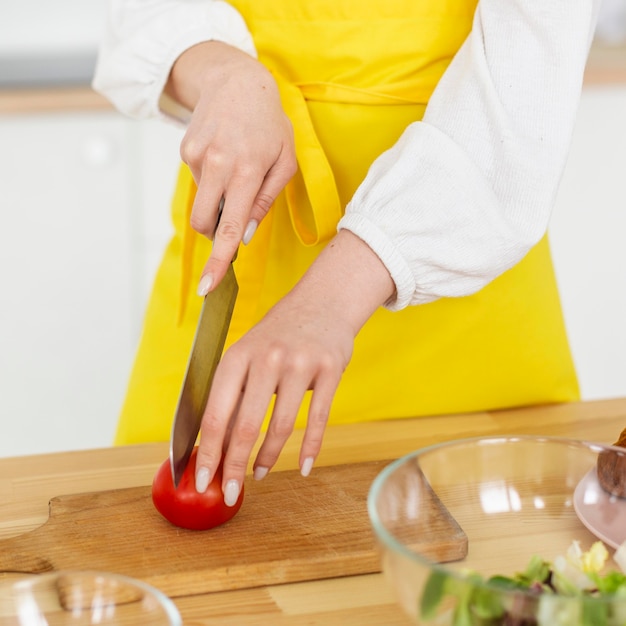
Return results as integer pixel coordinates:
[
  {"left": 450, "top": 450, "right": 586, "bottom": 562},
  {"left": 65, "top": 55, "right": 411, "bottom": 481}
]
[
  {"left": 195, "top": 467, "right": 210, "bottom": 493},
  {"left": 253, "top": 466, "right": 269, "bottom": 481},
  {"left": 224, "top": 479, "right": 240, "bottom": 507},
  {"left": 301, "top": 457, "right": 314, "bottom": 477},
  {"left": 197, "top": 274, "right": 213, "bottom": 296},
  {"left": 242, "top": 219, "right": 258, "bottom": 245}
]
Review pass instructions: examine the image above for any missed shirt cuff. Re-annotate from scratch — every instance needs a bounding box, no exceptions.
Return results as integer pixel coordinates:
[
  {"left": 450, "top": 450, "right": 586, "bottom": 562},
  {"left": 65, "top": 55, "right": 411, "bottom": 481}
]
[{"left": 92, "top": 0, "right": 256, "bottom": 121}]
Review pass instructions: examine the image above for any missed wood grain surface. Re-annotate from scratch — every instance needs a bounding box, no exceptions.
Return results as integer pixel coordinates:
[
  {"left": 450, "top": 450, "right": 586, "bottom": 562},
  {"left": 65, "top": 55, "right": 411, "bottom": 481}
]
[
  {"left": 1, "top": 398, "right": 625, "bottom": 625},
  {"left": 0, "top": 460, "right": 466, "bottom": 597}
]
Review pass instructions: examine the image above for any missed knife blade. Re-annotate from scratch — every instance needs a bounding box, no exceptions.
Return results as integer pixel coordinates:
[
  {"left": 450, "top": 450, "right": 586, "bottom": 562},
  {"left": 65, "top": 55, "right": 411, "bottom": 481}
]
[{"left": 169, "top": 261, "right": 239, "bottom": 487}]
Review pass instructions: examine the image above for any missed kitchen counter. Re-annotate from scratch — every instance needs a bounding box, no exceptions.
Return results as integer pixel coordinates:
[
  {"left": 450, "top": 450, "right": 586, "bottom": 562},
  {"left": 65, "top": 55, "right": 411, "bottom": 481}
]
[
  {"left": 1, "top": 42, "right": 625, "bottom": 115},
  {"left": 1, "top": 397, "right": 625, "bottom": 625},
  {"left": 0, "top": 85, "right": 110, "bottom": 114},
  {"left": 585, "top": 42, "right": 626, "bottom": 84}
]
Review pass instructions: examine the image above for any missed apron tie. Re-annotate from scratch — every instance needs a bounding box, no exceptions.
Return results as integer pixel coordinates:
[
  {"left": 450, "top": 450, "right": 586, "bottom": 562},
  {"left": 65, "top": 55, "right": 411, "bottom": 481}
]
[
  {"left": 272, "top": 72, "right": 343, "bottom": 246},
  {"left": 176, "top": 165, "right": 200, "bottom": 325},
  {"left": 272, "top": 72, "right": 430, "bottom": 247}
]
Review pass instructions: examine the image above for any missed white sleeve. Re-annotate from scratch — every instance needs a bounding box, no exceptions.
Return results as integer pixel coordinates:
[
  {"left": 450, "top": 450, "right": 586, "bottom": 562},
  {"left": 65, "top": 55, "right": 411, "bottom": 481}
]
[
  {"left": 338, "top": 0, "right": 601, "bottom": 311},
  {"left": 92, "top": 0, "right": 256, "bottom": 121}
]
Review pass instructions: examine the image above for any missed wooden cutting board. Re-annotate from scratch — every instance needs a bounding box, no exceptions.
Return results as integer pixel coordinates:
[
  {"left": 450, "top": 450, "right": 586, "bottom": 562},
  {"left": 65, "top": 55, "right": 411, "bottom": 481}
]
[{"left": 0, "top": 460, "right": 467, "bottom": 597}]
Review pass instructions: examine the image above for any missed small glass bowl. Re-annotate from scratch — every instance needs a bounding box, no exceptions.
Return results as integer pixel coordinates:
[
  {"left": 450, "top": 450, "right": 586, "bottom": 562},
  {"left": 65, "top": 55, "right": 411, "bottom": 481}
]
[{"left": 0, "top": 570, "right": 182, "bottom": 625}]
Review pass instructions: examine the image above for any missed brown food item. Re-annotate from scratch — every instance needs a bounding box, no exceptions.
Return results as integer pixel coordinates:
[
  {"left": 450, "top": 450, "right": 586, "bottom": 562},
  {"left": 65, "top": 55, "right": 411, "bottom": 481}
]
[{"left": 597, "top": 427, "right": 626, "bottom": 498}]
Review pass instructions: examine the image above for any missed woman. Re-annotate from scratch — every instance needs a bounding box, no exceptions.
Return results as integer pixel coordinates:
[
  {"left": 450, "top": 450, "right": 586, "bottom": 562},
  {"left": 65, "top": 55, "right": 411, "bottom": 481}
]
[{"left": 93, "top": 0, "right": 599, "bottom": 507}]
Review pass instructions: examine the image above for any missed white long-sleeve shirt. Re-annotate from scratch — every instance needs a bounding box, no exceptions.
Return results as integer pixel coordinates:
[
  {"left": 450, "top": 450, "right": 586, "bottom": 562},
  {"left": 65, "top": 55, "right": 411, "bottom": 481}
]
[{"left": 93, "top": 0, "right": 600, "bottom": 310}]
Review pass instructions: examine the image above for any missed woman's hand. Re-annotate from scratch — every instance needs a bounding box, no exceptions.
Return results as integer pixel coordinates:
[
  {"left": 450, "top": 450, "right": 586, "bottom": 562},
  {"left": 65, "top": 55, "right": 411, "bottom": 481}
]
[
  {"left": 165, "top": 41, "right": 297, "bottom": 291},
  {"left": 197, "top": 284, "right": 354, "bottom": 506},
  {"left": 193, "top": 230, "right": 397, "bottom": 506}
]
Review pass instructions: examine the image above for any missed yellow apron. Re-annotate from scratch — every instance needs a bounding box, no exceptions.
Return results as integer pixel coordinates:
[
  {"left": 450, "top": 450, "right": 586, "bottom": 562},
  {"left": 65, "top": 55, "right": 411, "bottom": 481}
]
[{"left": 115, "top": 0, "right": 579, "bottom": 445}]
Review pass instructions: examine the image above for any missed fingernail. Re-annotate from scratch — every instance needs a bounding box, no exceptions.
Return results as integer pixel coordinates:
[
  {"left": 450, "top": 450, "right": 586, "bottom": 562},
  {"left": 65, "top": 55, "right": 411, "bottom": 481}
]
[
  {"left": 242, "top": 219, "right": 258, "bottom": 245},
  {"left": 197, "top": 273, "right": 213, "bottom": 296},
  {"left": 224, "top": 479, "right": 240, "bottom": 507},
  {"left": 301, "top": 457, "right": 314, "bottom": 477},
  {"left": 253, "top": 466, "right": 269, "bottom": 481},
  {"left": 195, "top": 467, "right": 210, "bottom": 493}
]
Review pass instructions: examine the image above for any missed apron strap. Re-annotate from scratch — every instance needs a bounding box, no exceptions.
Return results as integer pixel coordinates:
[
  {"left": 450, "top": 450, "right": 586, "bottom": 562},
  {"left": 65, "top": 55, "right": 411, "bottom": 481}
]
[
  {"left": 177, "top": 165, "right": 200, "bottom": 325},
  {"left": 273, "top": 73, "right": 343, "bottom": 246}
]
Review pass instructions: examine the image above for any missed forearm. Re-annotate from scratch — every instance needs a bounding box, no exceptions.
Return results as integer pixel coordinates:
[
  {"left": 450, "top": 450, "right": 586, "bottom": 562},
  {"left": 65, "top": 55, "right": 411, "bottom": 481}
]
[{"left": 340, "top": 0, "right": 601, "bottom": 310}]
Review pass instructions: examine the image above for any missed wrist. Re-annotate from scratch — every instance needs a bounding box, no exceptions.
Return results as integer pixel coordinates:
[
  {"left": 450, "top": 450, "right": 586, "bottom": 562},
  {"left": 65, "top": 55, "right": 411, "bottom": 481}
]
[
  {"left": 293, "top": 230, "right": 396, "bottom": 336},
  {"left": 164, "top": 40, "right": 263, "bottom": 111}
]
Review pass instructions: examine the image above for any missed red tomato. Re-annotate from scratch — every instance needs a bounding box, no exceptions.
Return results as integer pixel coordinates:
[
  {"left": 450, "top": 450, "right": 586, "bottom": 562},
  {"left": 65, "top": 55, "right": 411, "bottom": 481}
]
[{"left": 151, "top": 447, "right": 244, "bottom": 530}]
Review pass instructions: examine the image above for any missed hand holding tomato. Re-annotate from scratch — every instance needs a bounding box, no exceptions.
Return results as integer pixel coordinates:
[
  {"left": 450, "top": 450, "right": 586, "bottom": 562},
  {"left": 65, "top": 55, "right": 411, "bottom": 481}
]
[{"left": 152, "top": 447, "right": 244, "bottom": 530}]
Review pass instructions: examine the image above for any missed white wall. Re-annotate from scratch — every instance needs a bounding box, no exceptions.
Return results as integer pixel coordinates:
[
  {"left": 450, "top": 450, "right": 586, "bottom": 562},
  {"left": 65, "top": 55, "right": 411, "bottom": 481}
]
[
  {"left": 549, "top": 85, "right": 626, "bottom": 401},
  {"left": 0, "top": 0, "right": 106, "bottom": 55},
  {"left": 0, "top": 112, "right": 182, "bottom": 458}
]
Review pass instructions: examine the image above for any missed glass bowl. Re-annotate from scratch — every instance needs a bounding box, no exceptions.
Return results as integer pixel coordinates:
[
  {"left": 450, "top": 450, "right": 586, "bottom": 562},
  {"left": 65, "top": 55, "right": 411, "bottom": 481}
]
[
  {"left": 0, "top": 570, "right": 182, "bottom": 625},
  {"left": 368, "top": 436, "right": 626, "bottom": 625}
]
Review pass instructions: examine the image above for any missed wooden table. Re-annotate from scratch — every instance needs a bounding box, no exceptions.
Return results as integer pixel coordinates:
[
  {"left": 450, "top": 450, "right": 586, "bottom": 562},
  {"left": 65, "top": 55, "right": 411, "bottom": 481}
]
[{"left": 1, "top": 398, "right": 625, "bottom": 625}]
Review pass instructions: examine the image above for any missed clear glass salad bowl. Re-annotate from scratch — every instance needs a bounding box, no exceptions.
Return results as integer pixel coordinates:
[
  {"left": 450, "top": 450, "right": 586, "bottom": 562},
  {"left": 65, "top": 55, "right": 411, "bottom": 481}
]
[
  {"left": 368, "top": 436, "right": 626, "bottom": 626},
  {"left": 0, "top": 570, "right": 182, "bottom": 625}
]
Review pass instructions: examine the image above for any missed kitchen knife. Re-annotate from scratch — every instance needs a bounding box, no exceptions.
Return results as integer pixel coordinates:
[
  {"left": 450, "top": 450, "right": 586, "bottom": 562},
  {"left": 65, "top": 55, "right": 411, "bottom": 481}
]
[{"left": 169, "top": 257, "right": 239, "bottom": 488}]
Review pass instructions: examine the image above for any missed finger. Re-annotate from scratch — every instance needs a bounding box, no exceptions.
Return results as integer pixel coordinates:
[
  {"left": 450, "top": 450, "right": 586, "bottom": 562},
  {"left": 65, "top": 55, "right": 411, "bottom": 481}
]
[
  {"left": 189, "top": 176, "right": 224, "bottom": 239},
  {"left": 298, "top": 372, "right": 341, "bottom": 477},
  {"left": 222, "top": 392, "right": 244, "bottom": 451},
  {"left": 245, "top": 149, "right": 298, "bottom": 239},
  {"left": 196, "top": 215, "right": 244, "bottom": 296},
  {"left": 184, "top": 139, "right": 263, "bottom": 242},
  {"left": 194, "top": 356, "right": 247, "bottom": 495},
  {"left": 221, "top": 363, "right": 278, "bottom": 506},
  {"left": 180, "top": 123, "right": 226, "bottom": 237},
  {"left": 252, "top": 374, "right": 310, "bottom": 480},
  {"left": 197, "top": 177, "right": 264, "bottom": 293}
]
